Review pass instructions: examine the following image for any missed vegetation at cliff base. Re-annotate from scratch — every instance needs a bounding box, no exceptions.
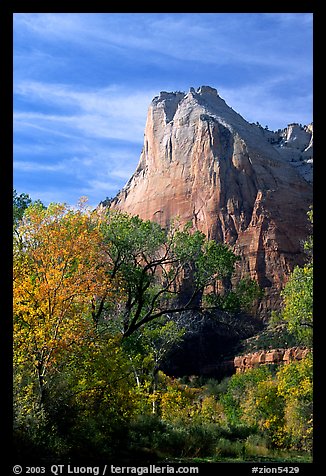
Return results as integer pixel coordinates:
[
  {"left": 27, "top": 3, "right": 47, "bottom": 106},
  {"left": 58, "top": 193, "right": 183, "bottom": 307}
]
[{"left": 13, "top": 191, "right": 313, "bottom": 463}]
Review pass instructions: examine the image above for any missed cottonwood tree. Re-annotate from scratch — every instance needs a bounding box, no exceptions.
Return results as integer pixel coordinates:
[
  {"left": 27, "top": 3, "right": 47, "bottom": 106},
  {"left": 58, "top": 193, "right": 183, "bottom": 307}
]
[
  {"left": 13, "top": 199, "right": 119, "bottom": 406},
  {"left": 97, "top": 211, "right": 261, "bottom": 338},
  {"left": 277, "top": 207, "right": 313, "bottom": 347}
]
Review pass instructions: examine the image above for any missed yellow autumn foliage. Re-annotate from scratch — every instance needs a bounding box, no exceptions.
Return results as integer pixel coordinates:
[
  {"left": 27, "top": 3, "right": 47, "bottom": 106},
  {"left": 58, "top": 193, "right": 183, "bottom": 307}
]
[{"left": 13, "top": 200, "right": 123, "bottom": 402}]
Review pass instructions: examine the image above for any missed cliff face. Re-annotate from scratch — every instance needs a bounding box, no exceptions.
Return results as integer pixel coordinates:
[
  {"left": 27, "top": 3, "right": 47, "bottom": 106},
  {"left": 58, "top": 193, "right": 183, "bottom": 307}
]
[
  {"left": 111, "top": 86, "right": 313, "bottom": 318},
  {"left": 234, "top": 347, "right": 310, "bottom": 373},
  {"left": 261, "top": 122, "right": 313, "bottom": 183}
]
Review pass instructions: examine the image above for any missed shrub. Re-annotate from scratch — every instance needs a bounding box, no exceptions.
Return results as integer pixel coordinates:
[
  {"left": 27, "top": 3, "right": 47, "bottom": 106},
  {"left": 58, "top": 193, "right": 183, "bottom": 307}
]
[
  {"left": 127, "top": 414, "right": 225, "bottom": 458},
  {"left": 241, "top": 378, "right": 286, "bottom": 447},
  {"left": 200, "top": 395, "right": 226, "bottom": 424},
  {"left": 215, "top": 437, "right": 244, "bottom": 458},
  {"left": 204, "top": 377, "right": 230, "bottom": 397},
  {"left": 244, "top": 434, "right": 271, "bottom": 458},
  {"left": 220, "top": 366, "right": 272, "bottom": 426},
  {"left": 127, "top": 414, "right": 169, "bottom": 452},
  {"left": 277, "top": 355, "right": 313, "bottom": 451}
]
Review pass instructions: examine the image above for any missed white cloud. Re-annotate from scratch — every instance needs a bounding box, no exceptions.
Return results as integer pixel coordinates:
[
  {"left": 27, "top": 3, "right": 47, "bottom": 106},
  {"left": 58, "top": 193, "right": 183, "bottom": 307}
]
[
  {"left": 14, "top": 160, "right": 67, "bottom": 172},
  {"left": 14, "top": 114, "right": 84, "bottom": 141},
  {"left": 219, "top": 80, "right": 313, "bottom": 130},
  {"left": 14, "top": 13, "right": 312, "bottom": 72},
  {"left": 85, "top": 179, "right": 121, "bottom": 192},
  {"left": 14, "top": 13, "right": 85, "bottom": 39},
  {"left": 14, "top": 135, "right": 141, "bottom": 207},
  {"left": 13, "top": 13, "right": 312, "bottom": 207},
  {"left": 14, "top": 81, "right": 155, "bottom": 142}
]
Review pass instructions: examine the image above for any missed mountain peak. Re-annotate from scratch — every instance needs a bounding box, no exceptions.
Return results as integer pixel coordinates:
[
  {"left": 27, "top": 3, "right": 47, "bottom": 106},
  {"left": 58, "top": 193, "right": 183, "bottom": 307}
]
[
  {"left": 111, "top": 87, "right": 312, "bottom": 318},
  {"left": 190, "top": 85, "right": 219, "bottom": 96}
]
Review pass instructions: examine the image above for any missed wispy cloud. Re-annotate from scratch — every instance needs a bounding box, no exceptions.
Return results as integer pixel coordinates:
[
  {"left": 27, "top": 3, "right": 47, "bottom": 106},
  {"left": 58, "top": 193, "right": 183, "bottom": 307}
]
[
  {"left": 14, "top": 160, "right": 68, "bottom": 172},
  {"left": 14, "top": 13, "right": 312, "bottom": 73},
  {"left": 14, "top": 126, "right": 142, "bottom": 206},
  {"left": 14, "top": 81, "right": 156, "bottom": 142},
  {"left": 219, "top": 79, "right": 313, "bottom": 129},
  {"left": 13, "top": 13, "right": 313, "bottom": 206}
]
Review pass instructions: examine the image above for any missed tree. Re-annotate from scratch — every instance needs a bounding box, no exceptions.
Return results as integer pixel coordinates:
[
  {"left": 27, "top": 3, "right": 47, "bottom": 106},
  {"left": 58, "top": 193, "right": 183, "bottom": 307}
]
[
  {"left": 121, "top": 314, "right": 187, "bottom": 414},
  {"left": 220, "top": 366, "right": 272, "bottom": 427},
  {"left": 281, "top": 265, "right": 313, "bottom": 346},
  {"left": 13, "top": 199, "right": 263, "bottom": 459},
  {"left": 40, "top": 332, "right": 141, "bottom": 460},
  {"left": 13, "top": 199, "right": 118, "bottom": 406},
  {"left": 98, "top": 211, "right": 260, "bottom": 338},
  {"left": 279, "top": 207, "right": 313, "bottom": 346},
  {"left": 13, "top": 189, "right": 45, "bottom": 229},
  {"left": 277, "top": 355, "right": 313, "bottom": 451},
  {"left": 13, "top": 190, "right": 32, "bottom": 224}
]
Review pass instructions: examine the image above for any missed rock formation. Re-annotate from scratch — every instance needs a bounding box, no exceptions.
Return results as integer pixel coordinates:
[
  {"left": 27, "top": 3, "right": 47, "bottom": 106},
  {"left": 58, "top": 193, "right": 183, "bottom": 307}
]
[
  {"left": 110, "top": 86, "right": 313, "bottom": 318},
  {"left": 261, "top": 122, "right": 313, "bottom": 183},
  {"left": 234, "top": 347, "right": 310, "bottom": 372}
]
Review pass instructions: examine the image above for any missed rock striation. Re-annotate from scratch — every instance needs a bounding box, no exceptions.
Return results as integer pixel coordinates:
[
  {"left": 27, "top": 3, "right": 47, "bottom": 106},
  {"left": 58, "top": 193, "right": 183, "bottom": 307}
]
[{"left": 111, "top": 86, "right": 313, "bottom": 318}]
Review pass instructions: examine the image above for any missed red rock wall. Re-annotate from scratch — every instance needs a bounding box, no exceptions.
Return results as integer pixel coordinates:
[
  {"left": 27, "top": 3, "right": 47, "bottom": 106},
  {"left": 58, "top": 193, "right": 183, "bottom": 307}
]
[{"left": 234, "top": 347, "right": 310, "bottom": 372}]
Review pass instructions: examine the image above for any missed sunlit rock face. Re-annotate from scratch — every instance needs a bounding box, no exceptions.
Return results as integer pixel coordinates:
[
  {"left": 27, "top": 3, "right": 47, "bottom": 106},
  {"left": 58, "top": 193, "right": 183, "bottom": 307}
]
[
  {"left": 111, "top": 86, "right": 313, "bottom": 318},
  {"left": 234, "top": 347, "right": 310, "bottom": 372}
]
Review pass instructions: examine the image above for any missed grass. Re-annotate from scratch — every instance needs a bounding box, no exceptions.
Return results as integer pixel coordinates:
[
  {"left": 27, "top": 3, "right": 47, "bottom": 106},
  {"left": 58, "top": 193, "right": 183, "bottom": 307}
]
[
  {"left": 126, "top": 415, "right": 312, "bottom": 464},
  {"left": 161, "top": 452, "right": 312, "bottom": 463}
]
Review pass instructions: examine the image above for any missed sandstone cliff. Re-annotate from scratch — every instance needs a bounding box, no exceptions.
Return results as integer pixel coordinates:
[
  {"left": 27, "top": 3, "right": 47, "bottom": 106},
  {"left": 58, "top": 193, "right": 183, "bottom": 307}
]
[
  {"left": 111, "top": 86, "right": 313, "bottom": 318},
  {"left": 234, "top": 347, "right": 310, "bottom": 373}
]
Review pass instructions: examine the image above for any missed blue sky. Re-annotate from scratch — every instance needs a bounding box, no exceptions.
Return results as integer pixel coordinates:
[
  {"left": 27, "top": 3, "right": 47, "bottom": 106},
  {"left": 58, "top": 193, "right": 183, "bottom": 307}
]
[{"left": 13, "top": 12, "right": 313, "bottom": 208}]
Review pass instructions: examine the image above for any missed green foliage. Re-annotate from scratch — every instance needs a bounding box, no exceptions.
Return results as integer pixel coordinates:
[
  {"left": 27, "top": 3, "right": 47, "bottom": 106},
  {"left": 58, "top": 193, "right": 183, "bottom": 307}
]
[
  {"left": 215, "top": 437, "right": 245, "bottom": 458},
  {"left": 303, "top": 206, "right": 313, "bottom": 258},
  {"left": 281, "top": 265, "right": 313, "bottom": 346},
  {"left": 14, "top": 331, "right": 142, "bottom": 460},
  {"left": 191, "top": 236, "right": 239, "bottom": 285},
  {"left": 13, "top": 189, "right": 45, "bottom": 228},
  {"left": 277, "top": 355, "right": 313, "bottom": 451},
  {"left": 205, "top": 277, "right": 263, "bottom": 313},
  {"left": 220, "top": 366, "right": 272, "bottom": 426},
  {"left": 243, "top": 434, "right": 270, "bottom": 458},
  {"left": 203, "top": 376, "right": 231, "bottom": 398},
  {"left": 241, "top": 379, "right": 287, "bottom": 447},
  {"left": 13, "top": 190, "right": 32, "bottom": 224},
  {"left": 277, "top": 206, "right": 313, "bottom": 347},
  {"left": 51, "top": 336, "right": 140, "bottom": 459},
  {"left": 277, "top": 353, "right": 313, "bottom": 402},
  {"left": 13, "top": 194, "right": 312, "bottom": 461},
  {"left": 100, "top": 211, "right": 260, "bottom": 337},
  {"left": 120, "top": 316, "right": 186, "bottom": 398},
  {"left": 240, "top": 322, "right": 299, "bottom": 353},
  {"left": 220, "top": 355, "right": 313, "bottom": 452},
  {"left": 127, "top": 413, "right": 225, "bottom": 459}
]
